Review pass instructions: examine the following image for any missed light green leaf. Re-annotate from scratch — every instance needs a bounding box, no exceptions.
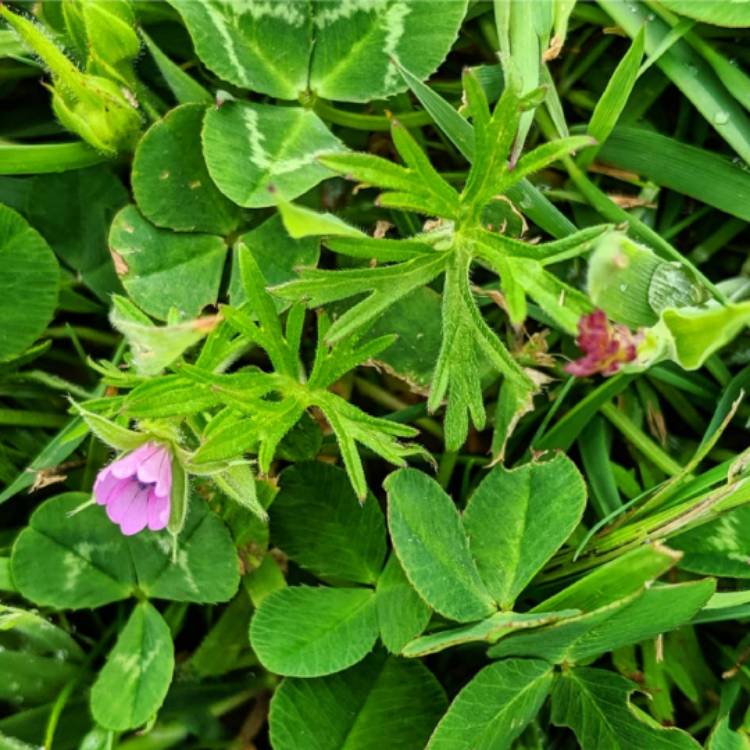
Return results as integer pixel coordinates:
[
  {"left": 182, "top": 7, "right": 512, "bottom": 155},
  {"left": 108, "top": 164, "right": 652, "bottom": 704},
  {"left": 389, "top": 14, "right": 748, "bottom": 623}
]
[
  {"left": 132, "top": 103, "right": 239, "bottom": 234},
  {"left": 0, "top": 204, "right": 59, "bottom": 362},
  {"left": 396, "top": 60, "right": 475, "bottom": 161},
  {"left": 0, "top": 6, "right": 140, "bottom": 155},
  {"left": 463, "top": 454, "right": 586, "bottom": 609},
  {"left": 489, "top": 580, "right": 716, "bottom": 663},
  {"left": 250, "top": 586, "right": 380, "bottom": 677},
  {"left": 70, "top": 400, "right": 147, "bottom": 452},
  {"left": 708, "top": 717, "right": 750, "bottom": 750},
  {"left": 277, "top": 201, "right": 366, "bottom": 240},
  {"left": 314, "top": 392, "right": 424, "bottom": 501},
  {"left": 396, "top": 60, "right": 577, "bottom": 238},
  {"left": 228, "top": 214, "right": 319, "bottom": 310},
  {"left": 140, "top": 29, "right": 212, "bottom": 105},
  {"left": 428, "top": 248, "right": 533, "bottom": 451},
  {"left": 694, "top": 590, "right": 750, "bottom": 624},
  {"left": 597, "top": 126, "right": 750, "bottom": 223},
  {"left": 202, "top": 101, "right": 344, "bottom": 208},
  {"left": 109, "top": 295, "right": 213, "bottom": 375},
  {"left": 122, "top": 374, "right": 224, "bottom": 419},
  {"left": 534, "top": 543, "right": 682, "bottom": 613},
  {"left": 494, "top": 0, "right": 545, "bottom": 161},
  {"left": 402, "top": 610, "right": 578, "bottom": 658},
  {"left": 600, "top": 0, "right": 750, "bottom": 164},
  {"left": 375, "top": 553, "right": 432, "bottom": 654},
  {"left": 657, "top": 1, "right": 750, "bottom": 27},
  {"left": 672, "top": 506, "right": 750, "bottom": 578},
  {"left": 587, "top": 231, "right": 704, "bottom": 330},
  {"left": 270, "top": 651, "right": 447, "bottom": 750},
  {"left": 109, "top": 206, "right": 226, "bottom": 321},
  {"left": 166, "top": 456, "right": 189, "bottom": 539},
  {"left": 385, "top": 468, "right": 496, "bottom": 623},
  {"left": 190, "top": 415, "right": 259, "bottom": 465},
  {"left": 643, "top": 301, "right": 750, "bottom": 372},
  {"left": 90, "top": 602, "right": 174, "bottom": 732},
  {"left": 275, "top": 253, "right": 447, "bottom": 345},
  {"left": 0, "top": 559, "right": 12, "bottom": 591},
  {"left": 212, "top": 463, "right": 267, "bottom": 523},
  {"left": 271, "top": 462, "right": 386, "bottom": 585},
  {"left": 551, "top": 667, "right": 701, "bottom": 749},
  {"left": 581, "top": 28, "right": 644, "bottom": 168},
  {"left": 167, "top": 0, "right": 311, "bottom": 99},
  {"left": 79, "top": 0, "right": 139, "bottom": 80},
  {"left": 504, "top": 135, "right": 595, "bottom": 189},
  {"left": 426, "top": 658, "right": 554, "bottom": 750}
]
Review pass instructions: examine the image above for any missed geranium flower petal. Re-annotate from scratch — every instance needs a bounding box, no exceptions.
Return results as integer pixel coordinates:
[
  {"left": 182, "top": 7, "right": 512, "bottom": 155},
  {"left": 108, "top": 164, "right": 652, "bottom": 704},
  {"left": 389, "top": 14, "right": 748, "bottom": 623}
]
[
  {"left": 93, "top": 467, "right": 121, "bottom": 506},
  {"left": 106, "top": 481, "right": 145, "bottom": 524},
  {"left": 146, "top": 490, "right": 171, "bottom": 531},
  {"left": 110, "top": 442, "right": 159, "bottom": 480},
  {"left": 119, "top": 489, "right": 150, "bottom": 536},
  {"left": 136, "top": 444, "right": 172, "bottom": 497}
]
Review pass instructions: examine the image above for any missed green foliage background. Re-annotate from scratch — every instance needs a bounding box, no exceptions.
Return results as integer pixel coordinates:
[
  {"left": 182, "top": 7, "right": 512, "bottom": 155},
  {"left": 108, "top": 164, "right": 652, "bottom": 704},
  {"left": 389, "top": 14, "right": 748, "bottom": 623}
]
[{"left": 2, "top": 0, "right": 750, "bottom": 747}]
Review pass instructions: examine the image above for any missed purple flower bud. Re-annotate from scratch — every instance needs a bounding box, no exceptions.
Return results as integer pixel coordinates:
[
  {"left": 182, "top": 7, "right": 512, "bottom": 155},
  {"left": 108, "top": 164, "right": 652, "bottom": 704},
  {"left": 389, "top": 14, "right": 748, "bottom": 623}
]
[{"left": 93, "top": 442, "right": 172, "bottom": 536}]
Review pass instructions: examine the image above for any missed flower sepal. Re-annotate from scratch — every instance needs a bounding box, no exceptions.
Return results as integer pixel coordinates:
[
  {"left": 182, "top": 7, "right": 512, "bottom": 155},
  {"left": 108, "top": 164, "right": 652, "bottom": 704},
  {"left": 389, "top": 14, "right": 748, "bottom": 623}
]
[
  {"left": 72, "top": 400, "right": 149, "bottom": 453},
  {"left": 167, "top": 457, "right": 189, "bottom": 541}
]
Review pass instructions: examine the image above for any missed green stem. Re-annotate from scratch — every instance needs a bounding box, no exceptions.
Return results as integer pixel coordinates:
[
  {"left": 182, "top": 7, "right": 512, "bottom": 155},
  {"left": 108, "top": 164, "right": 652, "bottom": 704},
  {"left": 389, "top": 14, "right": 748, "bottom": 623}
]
[
  {"left": 600, "top": 401, "right": 683, "bottom": 476},
  {"left": 46, "top": 325, "right": 121, "bottom": 347},
  {"left": 312, "top": 100, "right": 433, "bottom": 131},
  {"left": 437, "top": 451, "right": 458, "bottom": 489},
  {"left": 44, "top": 621, "right": 118, "bottom": 749},
  {"left": 0, "top": 141, "right": 108, "bottom": 174},
  {"left": 353, "top": 376, "right": 443, "bottom": 439}
]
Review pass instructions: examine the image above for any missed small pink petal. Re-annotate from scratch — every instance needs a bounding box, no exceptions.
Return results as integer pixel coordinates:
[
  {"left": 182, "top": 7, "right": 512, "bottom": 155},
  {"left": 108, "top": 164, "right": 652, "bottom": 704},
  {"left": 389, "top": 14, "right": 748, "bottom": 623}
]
[
  {"left": 147, "top": 490, "right": 170, "bottom": 531},
  {"left": 136, "top": 444, "right": 172, "bottom": 497},
  {"left": 106, "top": 482, "right": 146, "bottom": 524},
  {"left": 110, "top": 442, "right": 159, "bottom": 480},
  {"left": 564, "top": 358, "right": 598, "bottom": 377},
  {"left": 566, "top": 309, "right": 640, "bottom": 378},
  {"left": 94, "top": 467, "right": 120, "bottom": 506},
  {"left": 119, "top": 490, "right": 150, "bottom": 536}
]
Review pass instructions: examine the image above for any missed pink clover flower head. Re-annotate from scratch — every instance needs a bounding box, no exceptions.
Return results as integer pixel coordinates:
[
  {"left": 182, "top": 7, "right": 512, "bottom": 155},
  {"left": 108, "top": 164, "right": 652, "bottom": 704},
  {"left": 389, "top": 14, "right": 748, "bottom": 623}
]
[
  {"left": 94, "top": 441, "right": 172, "bottom": 536},
  {"left": 565, "top": 309, "right": 641, "bottom": 378}
]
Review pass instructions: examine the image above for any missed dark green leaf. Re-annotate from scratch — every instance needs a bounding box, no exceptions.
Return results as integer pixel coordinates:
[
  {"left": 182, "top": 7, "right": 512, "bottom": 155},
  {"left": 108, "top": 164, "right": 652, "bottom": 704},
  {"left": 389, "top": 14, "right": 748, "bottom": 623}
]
[
  {"left": 271, "top": 462, "right": 387, "bottom": 585},
  {"left": 270, "top": 651, "right": 447, "bottom": 750}
]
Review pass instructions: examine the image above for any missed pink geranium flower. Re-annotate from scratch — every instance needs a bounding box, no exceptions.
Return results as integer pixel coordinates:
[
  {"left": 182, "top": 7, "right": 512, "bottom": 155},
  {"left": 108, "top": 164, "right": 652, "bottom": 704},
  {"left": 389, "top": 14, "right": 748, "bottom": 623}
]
[
  {"left": 93, "top": 442, "right": 172, "bottom": 536},
  {"left": 565, "top": 309, "right": 641, "bottom": 377}
]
